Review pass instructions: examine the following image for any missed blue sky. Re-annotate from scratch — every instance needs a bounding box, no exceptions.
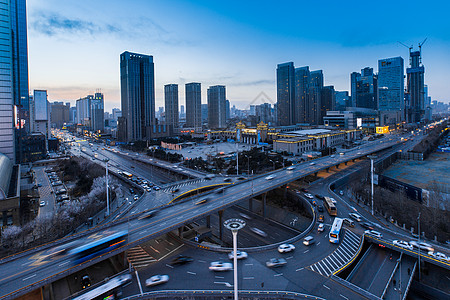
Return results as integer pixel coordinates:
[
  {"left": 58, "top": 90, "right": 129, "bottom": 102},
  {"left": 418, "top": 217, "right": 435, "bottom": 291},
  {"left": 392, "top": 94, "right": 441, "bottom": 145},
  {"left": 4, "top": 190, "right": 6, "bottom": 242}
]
[{"left": 27, "top": 0, "right": 450, "bottom": 112}]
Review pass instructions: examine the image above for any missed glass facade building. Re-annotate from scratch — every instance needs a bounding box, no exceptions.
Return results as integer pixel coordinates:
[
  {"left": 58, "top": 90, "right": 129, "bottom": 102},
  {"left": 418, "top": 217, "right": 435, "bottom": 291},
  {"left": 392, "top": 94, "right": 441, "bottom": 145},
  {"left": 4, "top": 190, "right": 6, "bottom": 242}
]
[
  {"left": 207, "top": 85, "right": 226, "bottom": 129},
  {"left": 377, "top": 57, "right": 404, "bottom": 113},
  {"left": 120, "top": 51, "right": 155, "bottom": 141},
  {"left": 276, "top": 62, "right": 295, "bottom": 126},
  {"left": 0, "top": 0, "right": 14, "bottom": 161},
  {"left": 164, "top": 84, "right": 178, "bottom": 132}
]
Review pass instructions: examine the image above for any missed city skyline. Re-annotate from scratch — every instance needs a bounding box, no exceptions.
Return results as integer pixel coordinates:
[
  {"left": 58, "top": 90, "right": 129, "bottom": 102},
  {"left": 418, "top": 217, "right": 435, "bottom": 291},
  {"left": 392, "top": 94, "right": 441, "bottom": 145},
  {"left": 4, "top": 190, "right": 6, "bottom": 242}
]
[{"left": 27, "top": 0, "right": 450, "bottom": 112}]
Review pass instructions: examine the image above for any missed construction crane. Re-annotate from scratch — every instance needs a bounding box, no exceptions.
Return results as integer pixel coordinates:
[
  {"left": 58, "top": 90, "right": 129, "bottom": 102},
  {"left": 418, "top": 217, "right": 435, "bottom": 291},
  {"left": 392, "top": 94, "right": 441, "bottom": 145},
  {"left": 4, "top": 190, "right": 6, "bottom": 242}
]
[
  {"left": 397, "top": 41, "right": 413, "bottom": 53},
  {"left": 418, "top": 38, "right": 428, "bottom": 64}
]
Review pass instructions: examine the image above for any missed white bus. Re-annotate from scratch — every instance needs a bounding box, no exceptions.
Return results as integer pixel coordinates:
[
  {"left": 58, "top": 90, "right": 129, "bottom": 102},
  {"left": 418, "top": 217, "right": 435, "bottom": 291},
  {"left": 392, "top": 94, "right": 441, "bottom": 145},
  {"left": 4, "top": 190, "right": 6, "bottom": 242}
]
[{"left": 329, "top": 217, "right": 344, "bottom": 244}]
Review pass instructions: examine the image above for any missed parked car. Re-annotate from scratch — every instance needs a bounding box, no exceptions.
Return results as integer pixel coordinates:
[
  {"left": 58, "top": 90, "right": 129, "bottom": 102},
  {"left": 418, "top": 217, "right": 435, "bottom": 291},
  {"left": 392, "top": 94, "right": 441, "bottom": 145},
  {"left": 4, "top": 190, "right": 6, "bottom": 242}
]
[
  {"left": 228, "top": 250, "right": 248, "bottom": 260},
  {"left": 317, "top": 205, "right": 324, "bottom": 212},
  {"left": 409, "top": 241, "right": 434, "bottom": 252},
  {"left": 278, "top": 244, "right": 295, "bottom": 253},
  {"left": 266, "top": 258, "right": 287, "bottom": 267},
  {"left": 393, "top": 240, "right": 413, "bottom": 250},
  {"left": 145, "top": 275, "right": 169, "bottom": 286},
  {"left": 209, "top": 261, "right": 233, "bottom": 271},
  {"left": 364, "top": 230, "right": 382, "bottom": 238}
]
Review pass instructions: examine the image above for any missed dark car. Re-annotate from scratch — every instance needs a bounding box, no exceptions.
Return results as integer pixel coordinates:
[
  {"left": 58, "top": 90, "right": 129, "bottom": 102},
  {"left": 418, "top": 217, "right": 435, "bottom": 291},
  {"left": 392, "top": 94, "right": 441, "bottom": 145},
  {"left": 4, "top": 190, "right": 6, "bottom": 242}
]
[
  {"left": 318, "top": 215, "right": 324, "bottom": 222},
  {"left": 129, "top": 188, "right": 135, "bottom": 194},
  {"left": 301, "top": 188, "right": 309, "bottom": 192},
  {"left": 81, "top": 275, "right": 91, "bottom": 289},
  {"left": 315, "top": 194, "right": 325, "bottom": 200},
  {"left": 343, "top": 218, "right": 355, "bottom": 228},
  {"left": 171, "top": 255, "right": 194, "bottom": 265},
  {"left": 361, "top": 222, "right": 374, "bottom": 230},
  {"left": 317, "top": 205, "right": 324, "bottom": 212}
]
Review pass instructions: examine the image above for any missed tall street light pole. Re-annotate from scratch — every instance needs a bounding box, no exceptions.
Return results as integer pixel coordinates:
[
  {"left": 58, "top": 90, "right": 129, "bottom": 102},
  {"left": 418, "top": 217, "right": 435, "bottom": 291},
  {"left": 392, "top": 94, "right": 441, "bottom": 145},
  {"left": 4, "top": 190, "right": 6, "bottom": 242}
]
[
  {"left": 417, "top": 212, "right": 421, "bottom": 282},
  {"left": 224, "top": 219, "right": 246, "bottom": 300},
  {"left": 105, "top": 158, "right": 110, "bottom": 216},
  {"left": 367, "top": 155, "right": 377, "bottom": 216}
]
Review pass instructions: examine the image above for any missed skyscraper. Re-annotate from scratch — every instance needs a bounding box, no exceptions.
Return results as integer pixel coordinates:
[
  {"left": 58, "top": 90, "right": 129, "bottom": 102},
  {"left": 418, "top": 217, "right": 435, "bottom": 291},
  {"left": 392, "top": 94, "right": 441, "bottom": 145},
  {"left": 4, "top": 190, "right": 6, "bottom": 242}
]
[
  {"left": 276, "top": 62, "right": 295, "bottom": 126},
  {"left": 406, "top": 50, "right": 425, "bottom": 122},
  {"left": 33, "top": 90, "right": 49, "bottom": 143},
  {"left": 307, "top": 70, "right": 324, "bottom": 125},
  {"left": 185, "top": 82, "right": 201, "bottom": 129},
  {"left": 164, "top": 84, "right": 179, "bottom": 133},
  {"left": 351, "top": 67, "right": 377, "bottom": 109},
  {"left": 335, "top": 91, "right": 350, "bottom": 110},
  {"left": 321, "top": 85, "right": 335, "bottom": 121},
  {"left": 207, "top": 85, "right": 226, "bottom": 129},
  {"left": 91, "top": 92, "right": 104, "bottom": 132},
  {"left": 294, "top": 66, "right": 310, "bottom": 124},
  {"left": 377, "top": 57, "right": 404, "bottom": 113},
  {"left": 120, "top": 51, "right": 155, "bottom": 141},
  {"left": 0, "top": 0, "right": 15, "bottom": 160}
]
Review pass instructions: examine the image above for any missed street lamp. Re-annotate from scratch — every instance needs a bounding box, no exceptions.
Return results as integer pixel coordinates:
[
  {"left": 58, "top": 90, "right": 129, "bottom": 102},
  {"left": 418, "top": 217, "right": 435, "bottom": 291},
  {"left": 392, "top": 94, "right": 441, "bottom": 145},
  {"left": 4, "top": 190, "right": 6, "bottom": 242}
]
[
  {"left": 417, "top": 212, "right": 421, "bottom": 282},
  {"left": 269, "top": 159, "right": 275, "bottom": 171},
  {"left": 104, "top": 158, "right": 110, "bottom": 216},
  {"left": 367, "top": 155, "right": 377, "bottom": 216},
  {"left": 224, "top": 219, "right": 246, "bottom": 300}
]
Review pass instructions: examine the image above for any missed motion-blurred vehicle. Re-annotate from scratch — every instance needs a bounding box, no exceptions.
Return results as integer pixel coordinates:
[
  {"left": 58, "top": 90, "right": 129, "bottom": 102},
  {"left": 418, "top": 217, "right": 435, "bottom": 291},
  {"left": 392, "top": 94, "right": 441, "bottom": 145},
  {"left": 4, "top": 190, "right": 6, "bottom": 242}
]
[
  {"left": 228, "top": 250, "right": 248, "bottom": 260},
  {"left": 209, "top": 261, "right": 233, "bottom": 271},
  {"left": 145, "top": 275, "right": 169, "bottom": 286},
  {"left": 266, "top": 258, "right": 287, "bottom": 267},
  {"left": 278, "top": 244, "right": 295, "bottom": 253}
]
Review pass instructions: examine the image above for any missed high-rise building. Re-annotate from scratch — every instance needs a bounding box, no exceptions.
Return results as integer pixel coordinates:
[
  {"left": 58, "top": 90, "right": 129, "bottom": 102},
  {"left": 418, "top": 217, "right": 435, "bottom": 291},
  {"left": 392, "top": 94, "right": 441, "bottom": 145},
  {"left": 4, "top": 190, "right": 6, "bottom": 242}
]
[
  {"left": 321, "top": 85, "right": 335, "bottom": 121},
  {"left": 207, "top": 85, "right": 226, "bottom": 129},
  {"left": 91, "top": 92, "right": 104, "bottom": 132},
  {"left": 185, "top": 82, "right": 201, "bottom": 129},
  {"left": 33, "top": 90, "right": 49, "bottom": 142},
  {"left": 69, "top": 107, "right": 77, "bottom": 123},
  {"left": 294, "top": 66, "right": 310, "bottom": 124},
  {"left": 335, "top": 91, "right": 350, "bottom": 110},
  {"left": 119, "top": 51, "right": 155, "bottom": 141},
  {"left": 112, "top": 108, "right": 121, "bottom": 121},
  {"left": 307, "top": 70, "right": 324, "bottom": 125},
  {"left": 276, "top": 62, "right": 295, "bottom": 126},
  {"left": 255, "top": 103, "right": 273, "bottom": 124},
  {"left": 406, "top": 49, "right": 425, "bottom": 122},
  {"left": 201, "top": 104, "right": 208, "bottom": 123},
  {"left": 225, "top": 100, "right": 230, "bottom": 120},
  {"left": 0, "top": 0, "right": 15, "bottom": 160},
  {"left": 351, "top": 67, "right": 377, "bottom": 109},
  {"left": 50, "top": 102, "right": 70, "bottom": 128},
  {"left": 378, "top": 57, "right": 404, "bottom": 114},
  {"left": 164, "top": 84, "right": 179, "bottom": 134}
]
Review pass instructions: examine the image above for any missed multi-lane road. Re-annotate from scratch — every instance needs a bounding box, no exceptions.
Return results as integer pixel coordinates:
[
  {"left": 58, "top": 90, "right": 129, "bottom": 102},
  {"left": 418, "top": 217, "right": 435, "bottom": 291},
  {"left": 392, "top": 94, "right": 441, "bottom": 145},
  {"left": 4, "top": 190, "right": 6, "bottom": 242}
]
[{"left": 1, "top": 131, "right": 448, "bottom": 299}]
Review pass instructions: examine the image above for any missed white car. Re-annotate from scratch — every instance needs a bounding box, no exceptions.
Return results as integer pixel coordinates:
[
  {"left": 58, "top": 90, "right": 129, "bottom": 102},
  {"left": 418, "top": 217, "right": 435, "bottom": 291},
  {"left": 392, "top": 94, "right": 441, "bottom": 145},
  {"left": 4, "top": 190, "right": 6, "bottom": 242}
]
[
  {"left": 278, "top": 244, "right": 295, "bottom": 253},
  {"left": 39, "top": 201, "right": 46, "bottom": 207},
  {"left": 250, "top": 227, "right": 267, "bottom": 237},
  {"left": 304, "top": 193, "right": 314, "bottom": 199},
  {"left": 286, "top": 166, "right": 295, "bottom": 171},
  {"left": 348, "top": 213, "right": 362, "bottom": 222},
  {"left": 330, "top": 197, "right": 337, "bottom": 204},
  {"left": 209, "top": 261, "right": 233, "bottom": 271},
  {"left": 409, "top": 241, "right": 434, "bottom": 252},
  {"left": 266, "top": 258, "right": 287, "bottom": 267},
  {"left": 428, "top": 251, "right": 449, "bottom": 262},
  {"left": 309, "top": 162, "right": 315, "bottom": 165},
  {"left": 228, "top": 250, "right": 248, "bottom": 260},
  {"left": 145, "top": 275, "right": 169, "bottom": 287},
  {"left": 265, "top": 175, "right": 275, "bottom": 180},
  {"left": 318, "top": 223, "right": 325, "bottom": 232},
  {"left": 393, "top": 240, "right": 413, "bottom": 250},
  {"left": 364, "top": 230, "right": 382, "bottom": 238}
]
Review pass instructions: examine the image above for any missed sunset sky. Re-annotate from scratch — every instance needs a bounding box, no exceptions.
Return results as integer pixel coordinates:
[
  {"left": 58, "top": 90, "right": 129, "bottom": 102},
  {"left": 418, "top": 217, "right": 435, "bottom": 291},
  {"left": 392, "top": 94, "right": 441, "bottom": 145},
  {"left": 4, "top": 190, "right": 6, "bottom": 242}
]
[{"left": 27, "top": 0, "right": 450, "bottom": 112}]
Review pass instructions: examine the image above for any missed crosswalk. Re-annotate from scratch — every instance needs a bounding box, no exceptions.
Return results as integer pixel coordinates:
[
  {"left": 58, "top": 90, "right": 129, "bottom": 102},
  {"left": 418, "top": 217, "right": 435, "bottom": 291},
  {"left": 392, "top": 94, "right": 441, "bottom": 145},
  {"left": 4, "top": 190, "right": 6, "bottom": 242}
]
[
  {"left": 308, "top": 230, "right": 361, "bottom": 277},
  {"left": 127, "top": 246, "right": 156, "bottom": 270},
  {"left": 162, "top": 179, "right": 207, "bottom": 193}
]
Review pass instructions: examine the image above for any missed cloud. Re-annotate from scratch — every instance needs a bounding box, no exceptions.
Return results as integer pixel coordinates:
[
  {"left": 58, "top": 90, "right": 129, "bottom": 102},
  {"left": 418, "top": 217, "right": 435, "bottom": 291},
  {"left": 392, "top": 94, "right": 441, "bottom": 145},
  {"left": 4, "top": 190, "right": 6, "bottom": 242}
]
[
  {"left": 230, "top": 79, "right": 274, "bottom": 87},
  {"left": 30, "top": 11, "right": 120, "bottom": 37}
]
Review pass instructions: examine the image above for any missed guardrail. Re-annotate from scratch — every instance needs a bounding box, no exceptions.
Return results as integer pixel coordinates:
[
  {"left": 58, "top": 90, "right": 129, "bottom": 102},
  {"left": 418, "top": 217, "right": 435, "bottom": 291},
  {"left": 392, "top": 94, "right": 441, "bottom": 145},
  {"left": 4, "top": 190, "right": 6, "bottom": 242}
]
[
  {"left": 380, "top": 252, "right": 402, "bottom": 299},
  {"left": 121, "top": 289, "right": 326, "bottom": 300}
]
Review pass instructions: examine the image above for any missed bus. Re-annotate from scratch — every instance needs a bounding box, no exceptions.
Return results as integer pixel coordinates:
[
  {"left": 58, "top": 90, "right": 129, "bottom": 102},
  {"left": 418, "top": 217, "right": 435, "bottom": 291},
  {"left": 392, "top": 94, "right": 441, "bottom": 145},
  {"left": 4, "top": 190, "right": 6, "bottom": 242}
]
[
  {"left": 324, "top": 197, "right": 337, "bottom": 216},
  {"left": 69, "top": 231, "right": 128, "bottom": 265},
  {"left": 73, "top": 274, "right": 132, "bottom": 300},
  {"left": 329, "top": 218, "right": 344, "bottom": 244}
]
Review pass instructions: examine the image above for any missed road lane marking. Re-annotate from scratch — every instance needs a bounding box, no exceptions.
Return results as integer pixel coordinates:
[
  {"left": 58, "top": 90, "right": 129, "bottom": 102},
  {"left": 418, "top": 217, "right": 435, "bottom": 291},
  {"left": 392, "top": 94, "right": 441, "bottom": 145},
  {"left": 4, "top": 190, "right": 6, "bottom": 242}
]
[
  {"left": 214, "top": 281, "right": 232, "bottom": 287},
  {"left": 243, "top": 277, "right": 254, "bottom": 280},
  {"left": 317, "top": 242, "right": 321, "bottom": 245},
  {"left": 198, "top": 260, "right": 206, "bottom": 263},
  {"left": 165, "top": 264, "right": 174, "bottom": 268},
  {"left": 58, "top": 261, "right": 70, "bottom": 267},
  {"left": 323, "top": 284, "right": 330, "bottom": 290},
  {"left": 340, "top": 294, "right": 349, "bottom": 300},
  {"left": 22, "top": 274, "right": 36, "bottom": 281},
  {"left": 149, "top": 246, "right": 160, "bottom": 253},
  {"left": 303, "top": 250, "right": 309, "bottom": 253},
  {"left": 187, "top": 271, "right": 196, "bottom": 275},
  {"left": 215, "top": 276, "right": 224, "bottom": 279},
  {"left": 245, "top": 263, "right": 253, "bottom": 266},
  {"left": 296, "top": 268, "right": 304, "bottom": 272},
  {"left": 274, "top": 273, "right": 283, "bottom": 277}
]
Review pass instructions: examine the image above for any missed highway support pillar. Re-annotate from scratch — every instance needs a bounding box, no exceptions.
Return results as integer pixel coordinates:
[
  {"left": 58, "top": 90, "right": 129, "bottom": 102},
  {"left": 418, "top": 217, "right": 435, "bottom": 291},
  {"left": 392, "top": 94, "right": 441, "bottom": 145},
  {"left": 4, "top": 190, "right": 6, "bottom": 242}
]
[
  {"left": 249, "top": 198, "right": 253, "bottom": 212},
  {"left": 345, "top": 161, "right": 348, "bottom": 166},
  {"left": 206, "top": 215, "right": 211, "bottom": 228},
  {"left": 262, "top": 193, "right": 267, "bottom": 219},
  {"left": 335, "top": 164, "right": 339, "bottom": 169},
  {"left": 218, "top": 210, "right": 224, "bottom": 240},
  {"left": 178, "top": 227, "right": 183, "bottom": 238},
  {"left": 326, "top": 167, "right": 330, "bottom": 173}
]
